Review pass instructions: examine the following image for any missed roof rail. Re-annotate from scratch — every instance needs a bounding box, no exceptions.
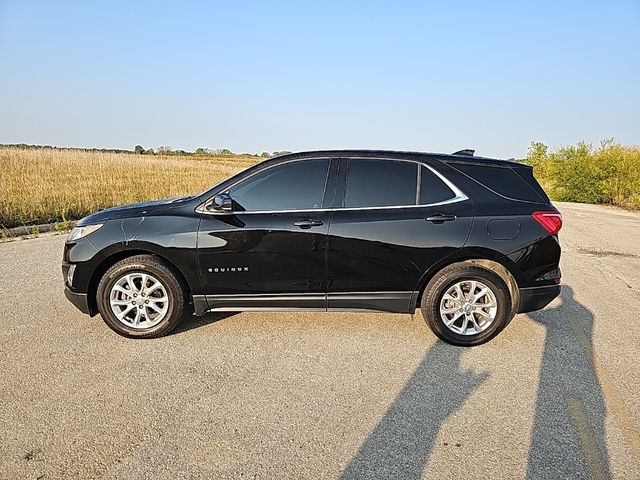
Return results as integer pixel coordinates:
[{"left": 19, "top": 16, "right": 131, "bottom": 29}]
[{"left": 452, "top": 149, "right": 475, "bottom": 156}]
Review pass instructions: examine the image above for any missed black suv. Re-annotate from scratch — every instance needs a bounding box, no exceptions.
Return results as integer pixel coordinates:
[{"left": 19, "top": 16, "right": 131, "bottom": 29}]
[{"left": 63, "top": 150, "right": 561, "bottom": 346}]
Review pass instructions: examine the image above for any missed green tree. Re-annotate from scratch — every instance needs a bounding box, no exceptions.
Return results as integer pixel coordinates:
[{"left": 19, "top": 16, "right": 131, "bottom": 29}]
[
  {"left": 214, "top": 148, "right": 233, "bottom": 155},
  {"left": 134, "top": 145, "right": 145, "bottom": 154},
  {"left": 526, "top": 141, "right": 548, "bottom": 165}
]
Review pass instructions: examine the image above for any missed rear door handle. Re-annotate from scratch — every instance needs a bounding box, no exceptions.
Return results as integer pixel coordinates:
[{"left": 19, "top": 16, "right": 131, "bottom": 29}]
[
  {"left": 293, "top": 219, "right": 324, "bottom": 229},
  {"left": 425, "top": 214, "right": 457, "bottom": 223}
]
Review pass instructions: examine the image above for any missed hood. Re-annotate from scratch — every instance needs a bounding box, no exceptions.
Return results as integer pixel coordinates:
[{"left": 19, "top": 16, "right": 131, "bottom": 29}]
[{"left": 76, "top": 195, "right": 194, "bottom": 226}]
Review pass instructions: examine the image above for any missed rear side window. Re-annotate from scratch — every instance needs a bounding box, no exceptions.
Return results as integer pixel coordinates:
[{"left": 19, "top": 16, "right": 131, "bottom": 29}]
[
  {"left": 229, "top": 159, "right": 329, "bottom": 211},
  {"left": 344, "top": 159, "right": 417, "bottom": 208},
  {"left": 420, "top": 166, "right": 456, "bottom": 204},
  {"left": 453, "top": 163, "right": 544, "bottom": 202}
]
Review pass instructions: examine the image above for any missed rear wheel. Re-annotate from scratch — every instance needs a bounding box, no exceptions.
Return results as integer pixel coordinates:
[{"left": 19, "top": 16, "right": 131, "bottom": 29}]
[
  {"left": 96, "top": 255, "right": 187, "bottom": 338},
  {"left": 420, "top": 264, "right": 512, "bottom": 346}
]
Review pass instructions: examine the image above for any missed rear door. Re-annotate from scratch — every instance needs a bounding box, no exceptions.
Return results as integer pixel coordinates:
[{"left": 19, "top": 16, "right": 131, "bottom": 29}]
[
  {"left": 197, "top": 158, "right": 337, "bottom": 310},
  {"left": 326, "top": 158, "right": 474, "bottom": 312}
]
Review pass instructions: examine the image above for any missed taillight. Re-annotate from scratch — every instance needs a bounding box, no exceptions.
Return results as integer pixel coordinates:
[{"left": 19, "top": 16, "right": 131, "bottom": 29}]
[{"left": 532, "top": 211, "right": 563, "bottom": 235}]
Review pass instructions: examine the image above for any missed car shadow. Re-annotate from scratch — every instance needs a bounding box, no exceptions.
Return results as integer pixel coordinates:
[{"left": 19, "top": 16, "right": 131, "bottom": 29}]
[
  {"left": 172, "top": 311, "right": 238, "bottom": 334},
  {"left": 526, "top": 285, "right": 611, "bottom": 479},
  {"left": 341, "top": 285, "right": 611, "bottom": 479},
  {"left": 340, "top": 340, "right": 489, "bottom": 479}
]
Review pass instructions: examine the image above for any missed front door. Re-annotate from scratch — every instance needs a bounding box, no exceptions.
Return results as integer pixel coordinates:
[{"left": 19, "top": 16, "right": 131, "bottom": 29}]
[{"left": 197, "top": 158, "right": 335, "bottom": 310}]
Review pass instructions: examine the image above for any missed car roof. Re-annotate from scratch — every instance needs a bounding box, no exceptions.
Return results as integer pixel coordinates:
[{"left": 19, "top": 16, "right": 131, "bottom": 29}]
[{"left": 271, "top": 149, "right": 523, "bottom": 168}]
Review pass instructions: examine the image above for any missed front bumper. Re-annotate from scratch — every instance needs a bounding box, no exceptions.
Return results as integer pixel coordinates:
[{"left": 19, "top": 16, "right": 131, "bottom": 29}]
[
  {"left": 517, "top": 284, "right": 561, "bottom": 313},
  {"left": 64, "top": 287, "right": 91, "bottom": 315}
]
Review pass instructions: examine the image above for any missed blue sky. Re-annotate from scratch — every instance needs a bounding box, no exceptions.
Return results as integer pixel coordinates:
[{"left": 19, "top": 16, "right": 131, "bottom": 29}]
[{"left": 1, "top": 1, "right": 638, "bottom": 158}]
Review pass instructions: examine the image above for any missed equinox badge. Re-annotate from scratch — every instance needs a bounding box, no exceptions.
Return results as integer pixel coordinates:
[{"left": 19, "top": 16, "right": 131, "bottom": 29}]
[{"left": 208, "top": 267, "right": 249, "bottom": 273}]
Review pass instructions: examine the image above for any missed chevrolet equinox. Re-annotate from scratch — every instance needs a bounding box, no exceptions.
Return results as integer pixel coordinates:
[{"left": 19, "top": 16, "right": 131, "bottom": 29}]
[{"left": 63, "top": 150, "right": 562, "bottom": 346}]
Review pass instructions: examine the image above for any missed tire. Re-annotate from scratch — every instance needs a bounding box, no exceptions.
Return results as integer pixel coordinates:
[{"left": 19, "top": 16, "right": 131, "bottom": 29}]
[
  {"left": 420, "top": 264, "right": 512, "bottom": 346},
  {"left": 96, "top": 254, "right": 187, "bottom": 338}
]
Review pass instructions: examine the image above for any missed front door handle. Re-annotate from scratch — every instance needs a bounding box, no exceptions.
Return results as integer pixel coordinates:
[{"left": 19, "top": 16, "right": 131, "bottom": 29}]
[
  {"left": 425, "top": 214, "right": 457, "bottom": 223},
  {"left": 293, "top": 219, "right": 324, "bottom": 229}
]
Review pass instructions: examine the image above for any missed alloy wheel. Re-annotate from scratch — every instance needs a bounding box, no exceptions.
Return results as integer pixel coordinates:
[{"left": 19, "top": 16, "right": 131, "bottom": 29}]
[
  {"left": 439, "top": 280, "right": 498, "bottom": 335},
  {"left": 109, "top": 273, "right": 169, "bottom": 329}
]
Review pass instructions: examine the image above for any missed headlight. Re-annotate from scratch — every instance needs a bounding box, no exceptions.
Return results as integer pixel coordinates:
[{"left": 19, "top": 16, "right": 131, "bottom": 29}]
[{"left": 67, "top": 224, "right": 103, "bottom": 242}]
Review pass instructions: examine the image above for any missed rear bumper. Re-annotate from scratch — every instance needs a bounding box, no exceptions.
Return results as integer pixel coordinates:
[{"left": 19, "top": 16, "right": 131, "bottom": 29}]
[
  {"left": 64, "top": 287, "right": 91, "bottom": 315},
  {"left": 517, "top": 284, "right": 560, "bottom": 313}
]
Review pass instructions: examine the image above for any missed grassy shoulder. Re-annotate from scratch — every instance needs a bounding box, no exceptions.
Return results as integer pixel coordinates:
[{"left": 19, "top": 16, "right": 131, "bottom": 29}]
[
  {"left": 525, "top": 140, "right": 640, "bottom": 210},
  {"left": 0, "top": 147, "right": 257, "bottom": 229}
]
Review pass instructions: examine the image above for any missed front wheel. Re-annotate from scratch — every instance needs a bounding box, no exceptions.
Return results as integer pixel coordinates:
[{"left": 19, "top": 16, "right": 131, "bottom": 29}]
[
  {"left": 96, "top": 255, "right": 187, "bottom": 338},
  {"left": 420, "top": 264, "right": 512, "bottom": 346}
]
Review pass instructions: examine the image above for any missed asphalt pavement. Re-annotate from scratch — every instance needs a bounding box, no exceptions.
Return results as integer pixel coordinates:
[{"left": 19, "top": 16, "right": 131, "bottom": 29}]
[{"left": 0, "top": 201, "right": 639, "bottom": 479}]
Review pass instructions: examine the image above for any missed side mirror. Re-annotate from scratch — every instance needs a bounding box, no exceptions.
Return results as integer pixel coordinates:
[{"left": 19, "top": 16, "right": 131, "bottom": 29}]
[{"left": 208, "top": 193, "right": 233, "bottom": 212}]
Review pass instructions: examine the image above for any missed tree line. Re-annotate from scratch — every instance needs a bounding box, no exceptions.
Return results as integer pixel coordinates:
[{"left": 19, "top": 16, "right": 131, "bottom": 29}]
[
  {"left": 134, "top": 145, "right": 291, "bottom": 158},
  {"left": 524, "top": 139, "right": 640, "bottom": 210},
  {"left": 0, "top": 143, "right": 291, "bottom": 159}
]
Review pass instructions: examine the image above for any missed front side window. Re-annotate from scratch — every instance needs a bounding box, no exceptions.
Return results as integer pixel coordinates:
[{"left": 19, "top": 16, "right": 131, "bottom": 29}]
[
  {"left": 229, "top": 159, "right": 330, "bottom": 211},
  {"left": 344, "top": 159, "right": 417, "bottom": 208}
]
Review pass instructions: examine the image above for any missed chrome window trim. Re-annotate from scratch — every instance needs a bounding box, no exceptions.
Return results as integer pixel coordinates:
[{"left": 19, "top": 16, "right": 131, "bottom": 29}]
[
  {"left": 416, "top": 163, "right": 422, "bottom": 204},
  {"left": 196, "top": 157, "right": 468, "bottom": 215}
]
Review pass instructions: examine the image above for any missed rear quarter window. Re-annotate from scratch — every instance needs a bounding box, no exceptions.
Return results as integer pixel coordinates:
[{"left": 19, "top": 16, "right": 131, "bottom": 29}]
[
  {"left": 420, "top": 166, "right": 456, "bottom": 204},
  {"left": 452, "top": 163, "right": 545, "bottom": 202}
]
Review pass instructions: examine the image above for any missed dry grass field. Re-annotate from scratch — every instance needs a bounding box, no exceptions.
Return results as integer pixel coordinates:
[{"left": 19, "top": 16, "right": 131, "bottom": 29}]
[
  {"left": 0, "top": 147, "right": 258, "bottom": 229},
  {"left": 3, "top": 141, "right": 637, "bottom": 231}
]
